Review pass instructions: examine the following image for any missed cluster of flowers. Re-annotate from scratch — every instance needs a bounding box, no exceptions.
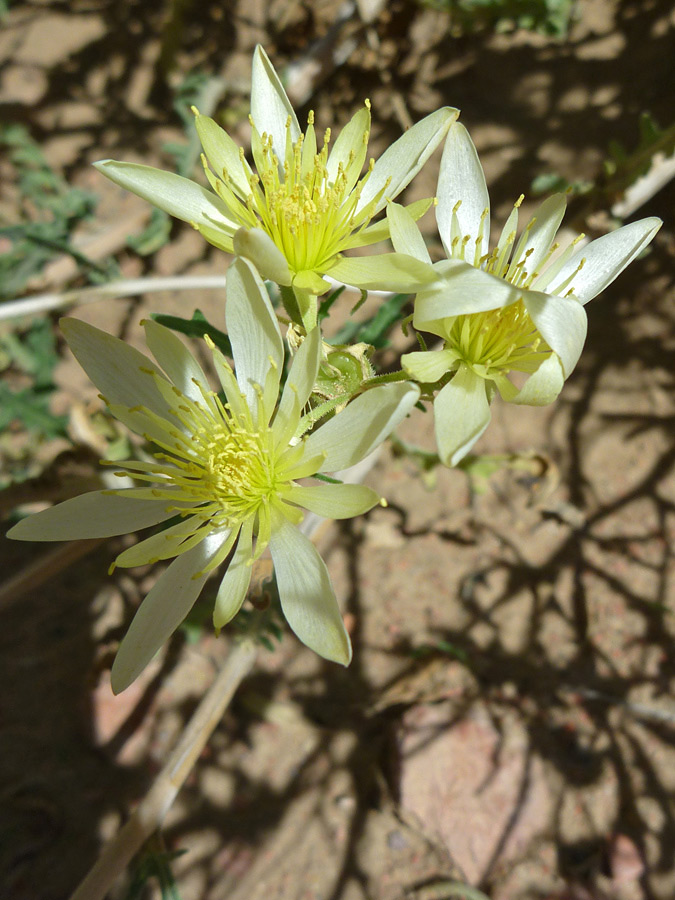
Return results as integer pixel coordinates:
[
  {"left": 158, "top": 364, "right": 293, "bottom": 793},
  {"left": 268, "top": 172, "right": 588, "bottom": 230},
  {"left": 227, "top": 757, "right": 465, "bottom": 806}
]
[{"left": 10, "top": 47, "right": 661, "bottom": 692}]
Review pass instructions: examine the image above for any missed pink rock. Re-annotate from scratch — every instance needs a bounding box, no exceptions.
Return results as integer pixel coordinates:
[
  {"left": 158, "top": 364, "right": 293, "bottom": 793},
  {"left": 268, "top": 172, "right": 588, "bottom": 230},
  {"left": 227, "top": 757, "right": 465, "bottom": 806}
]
[{"left": 398, "top": 702, "right": 552, "bottom": 884}]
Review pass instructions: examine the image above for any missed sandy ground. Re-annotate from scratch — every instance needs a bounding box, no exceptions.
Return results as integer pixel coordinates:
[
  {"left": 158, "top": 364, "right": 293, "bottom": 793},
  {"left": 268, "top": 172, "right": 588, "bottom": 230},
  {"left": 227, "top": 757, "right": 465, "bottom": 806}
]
[{"left": 1, "top": 1, "right": 674, "bottom": 898}]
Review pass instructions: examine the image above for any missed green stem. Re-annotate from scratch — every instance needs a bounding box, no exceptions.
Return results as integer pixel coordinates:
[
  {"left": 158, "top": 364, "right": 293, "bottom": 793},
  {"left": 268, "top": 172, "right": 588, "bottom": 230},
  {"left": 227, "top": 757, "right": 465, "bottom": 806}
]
[
  {"left": 363, "top": 370, "right": 411, "bottom": 386},
  {"left": 390, "top": 434, "right": 441, "bottom": 469},
  {"left": 279, "top": 284, "right": 317, "bottom": 331}
]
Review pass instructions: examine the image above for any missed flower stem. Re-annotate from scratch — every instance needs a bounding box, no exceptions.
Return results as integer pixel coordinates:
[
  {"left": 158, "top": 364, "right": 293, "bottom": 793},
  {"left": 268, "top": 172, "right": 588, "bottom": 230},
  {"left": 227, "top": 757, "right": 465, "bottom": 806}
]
[
  {"left": 68, "top": 636, "right": 259, "bottom": 900},
  {"left": 279, "top": 284, "right": 317, "bottom": 331},
  {"left": 363, "top": 370, "right": 410, "bottom": 386}
]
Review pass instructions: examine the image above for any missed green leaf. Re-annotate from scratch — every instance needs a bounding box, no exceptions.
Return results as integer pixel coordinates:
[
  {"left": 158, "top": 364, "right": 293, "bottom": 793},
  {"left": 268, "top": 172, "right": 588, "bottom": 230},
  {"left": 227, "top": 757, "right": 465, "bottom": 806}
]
[
  {"left": 330, "top": 293, "right": 411, "bottom": 349},
  {"left": 317, "top": 285, "right": 345, "bottom": 323},
  {"left": 531, "top": 172, "right": 593, "bottom": 197},
  {"left": 151, "top": 309, "right": 232, "bottom": 356},
  {"left": 0, "top": 123, "right": 113, "bottom": 299},
  {"left": 0, "top": 383, "right": 67, "bottom": 437},
  {"left": 126, "top": 208, "right": 172, "bottom": 256},
  {"left": 359, "top": 293, "right": 411, "bottom": 348},
  {"left": 0, "top": 319, "right": 67, "bottom": 439}
]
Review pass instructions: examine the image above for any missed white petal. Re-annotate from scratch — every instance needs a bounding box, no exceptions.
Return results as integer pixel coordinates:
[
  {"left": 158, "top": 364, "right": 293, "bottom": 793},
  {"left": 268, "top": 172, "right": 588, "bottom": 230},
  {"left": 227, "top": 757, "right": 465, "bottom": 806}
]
[
  {"left": 113, "top": 518, "right": 209, "bottom": 567},
  {"left": 269, "top": 517, "right": 351, "bottom": 665},
  {"left": 287, "top": 483, "right": 380, "bottom": 518},
  {"left": 251, "top": 45, "right": 300, "bottom": 161},
  {"left": 143, "top": 319, "right": 211, "bottom": 405},
  {"left": 330, "top": 252, "right": 436, "bottom": 292},
  {"left": 326, "top": 106, "right": 370, "bottom": 194},
  {"left": 8, "top": 490, "right": 181, "bottom": 541},
  {"left": 434, "top": 364, "right": 491, "bottom": 466},
  {"left": 213, "top": 519, "right": 254, "bottom": 629},
  {"left": 341, "top": 217, "right": 391, "bottom": 250},
  {"left": 549, "top": 217, "right": 662, "bottom": 304},
  {"left": 519, "top": 193, "right": 567, "bottom": 280},
  {"left": 93, "top": 160, "right": 237, "bottom": 230},
  {"left": 386, "top": 201, "right": 432, "bottom": 263},
  {"left": 225, "top": 258, "right": 283, "bottom": 421},
  {"left": 195, "top": 113, "right": 252, "bottom": 196},
  {"left": 61, "top": 318, "right": 171, "bottom": 418},
  {"left": 413, "top": 260, "right": 522, "bottom": 329},
  {"left": 195, "top": 222, "right": 235, "bottom": 254},
  {"left": 513, "top": 353, "right": 565, "bottom": 406},
  {"left": 111, "top": 530, "right": 225, "bottom": 693},
  {"left": 274, "top": 327, "right": 321, "bottom": 444},
  {"left": 402, "top": 348, "right": 457, "bottom": 382},
  {"left": 343, "top": 197, "right": 433, "bottom": 250},
  {"left": 522, "top": 290, "right": 587, "bottom": 376},
  {"left": 107, "top": 403, "right": 183, "bottom": 449},
  {"left": 356, "top": 107, "right": 458, "bottom": 215},
  {"left": 233, "top": 226, "right": 292, "bottom": 285},
  {"left": 293, "top": 269, "right": 331, "bottom": 294},
  {"left": 436, "top": 122, "right": 490, "bottom": 261},
  {"left": 303, "top": 382, "right": 420, "bottom": 472}
]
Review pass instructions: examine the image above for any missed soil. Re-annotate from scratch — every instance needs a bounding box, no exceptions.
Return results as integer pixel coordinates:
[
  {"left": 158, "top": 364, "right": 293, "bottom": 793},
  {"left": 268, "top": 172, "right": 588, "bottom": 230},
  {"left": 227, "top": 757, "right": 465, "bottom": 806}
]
[{"left": 1, "top": 1, "right": 674, "bottom": 899}]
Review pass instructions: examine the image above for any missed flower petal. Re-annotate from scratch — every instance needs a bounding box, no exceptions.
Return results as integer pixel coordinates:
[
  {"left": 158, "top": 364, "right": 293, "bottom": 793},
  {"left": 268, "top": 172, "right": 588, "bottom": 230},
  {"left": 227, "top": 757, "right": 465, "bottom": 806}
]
[
  {"left": 293, "top": 269, "right": 331, "bottom": 294},
  {"left": 326, "top": 105, "right": 370, "bottom": 195},
  {"left": 513, "top": 353, "right": 565, "bottom": 406},
  {"left": 93, "top": 160, "right": 238, "bottom": 231},
  {"left": 356, "top": 107, "right": 459, "bottom": 215},
  {"left": 342, "top": 197, "right": 433, "bottom": 251},
  {"left": 269, "top": 516, "right": 351, "bottom": 665},
  {"left": 522, "top": 290, "right": 587, "bottom": 376},
  {"left": 225, "top": 257, "right": 283, "bottom": 421},
  {"left": 107, "top": 403, "right": 185, "bottom": 450},
  {"left": 303, "top": 382, "right": 420, "bottom": 472},
  {"left": 194, "top": 113, "right": 252, "bottom": 197},
  {"left": 143, "top": 319, "right": 211, "bottom": 405},
  {"left": 434, "top": 364, "right": 491, "bottom": 466},
  {"left": 275, "top": 327, "right": 321, "bottom": 444},
  {"left": 8, "top": 490, "right": 182, "bottom": 541},
  {"left": 195, "top": 223, "right": 235, "bottom": 254},
  {"left": 413, "top": 260, "right": 523, "bottom": 329},
  {"left": 233, "top": 227, "right": 293, "bottom": 285},
  {"left": 213, "top": 518, "right": 254, "bottom": 629},
  {"left": 436, "top": 122, "right": 490, "bottom": 261},
  {"left": 60, "top": 318, "right": 170, "bottom": 417},
  {"left": 549, "top": 217, "right": 662, "bottom": 304},
  {"left": 287, "top": 483, "right": 380, "bottom": 518},
  {"left": 402, "top": 348, "right": 457, "bottom": 382},
  {"left": 251, "top": 45, "right": 300, "bottom": 161},
  {"left": 113, "top": 517, "right": 212, "bottom": 568},
  {"left": 387, "top": 201, "right": 432, "bottom": 263},
  {"left": 518, "top": 193, "right": 567, "bottom": 280},
  {"left": 111, "top": 530, "right": 226, "bottom": 693},
  {"left": 330, "top": 252, "right": 436, "bottom": 292},
  {"left": 341, "top": 217, "right": 391, "bottom": 250}
]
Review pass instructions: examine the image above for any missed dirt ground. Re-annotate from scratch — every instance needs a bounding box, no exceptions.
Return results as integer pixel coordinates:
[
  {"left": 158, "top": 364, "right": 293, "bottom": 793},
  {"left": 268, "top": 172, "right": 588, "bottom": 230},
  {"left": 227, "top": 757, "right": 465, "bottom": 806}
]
[{"left": 1, "top": 1, "right": 674, "bottom": 899}]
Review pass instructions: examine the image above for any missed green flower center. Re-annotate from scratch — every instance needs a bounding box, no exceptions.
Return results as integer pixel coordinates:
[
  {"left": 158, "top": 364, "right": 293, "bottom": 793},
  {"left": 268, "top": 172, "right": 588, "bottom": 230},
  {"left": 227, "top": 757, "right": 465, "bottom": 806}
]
[
  {"left": 249, "top": 113, "right": 372, "bottom": 273},
  {"left": 113, "top": 380, "right": 291, "bottom": 529},
  {"left": 190, "top": 420, "right": 277, "bottom": 515},
  {"left": 203, "top": 107, "right": 385, "bottom": 277},
  {"left": 444, "top": 300, "right": 549, "bottom": 376}
]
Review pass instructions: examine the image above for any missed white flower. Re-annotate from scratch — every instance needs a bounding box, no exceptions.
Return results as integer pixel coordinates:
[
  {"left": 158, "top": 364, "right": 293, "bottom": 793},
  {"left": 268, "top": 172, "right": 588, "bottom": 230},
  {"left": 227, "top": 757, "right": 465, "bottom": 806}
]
[
  {"left": 8, "top": 258, "right": 420, "bottom": 692},
  {"left": 94, "top": 46, "right": 456, "bottom": 300},
  {"left": 388, "top": 122, "right": 662, "bottom": 465}
]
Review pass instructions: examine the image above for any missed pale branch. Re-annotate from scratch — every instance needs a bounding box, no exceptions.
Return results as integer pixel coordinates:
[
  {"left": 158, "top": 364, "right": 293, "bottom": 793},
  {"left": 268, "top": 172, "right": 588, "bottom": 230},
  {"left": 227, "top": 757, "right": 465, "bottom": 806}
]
[{"left": 68, "top": 636, "right": 259, "bottom": 900}]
